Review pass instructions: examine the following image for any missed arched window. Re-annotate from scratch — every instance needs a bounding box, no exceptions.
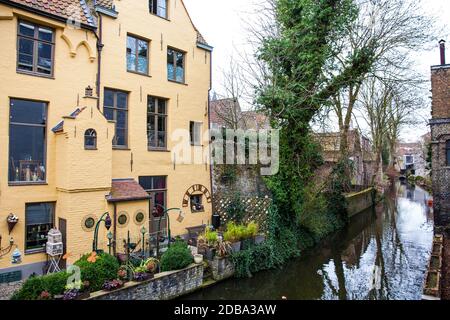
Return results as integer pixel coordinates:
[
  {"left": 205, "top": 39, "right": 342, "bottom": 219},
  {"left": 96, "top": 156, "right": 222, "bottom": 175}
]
[
  {"left": 84, "top": 129, "right": 97, "bottom": 149},
  {"left": 447, "top": 140, "right": 450, "bottom": 166}
]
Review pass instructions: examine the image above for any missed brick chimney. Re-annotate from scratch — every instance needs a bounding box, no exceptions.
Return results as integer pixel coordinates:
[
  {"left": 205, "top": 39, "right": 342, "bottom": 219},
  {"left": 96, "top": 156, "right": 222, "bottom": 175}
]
[
  {"left": 440, "top": 40, "right": 446, "bottom": 65},
  {"left": 431, "top": 40, "right": 450, "bottom": 120}
]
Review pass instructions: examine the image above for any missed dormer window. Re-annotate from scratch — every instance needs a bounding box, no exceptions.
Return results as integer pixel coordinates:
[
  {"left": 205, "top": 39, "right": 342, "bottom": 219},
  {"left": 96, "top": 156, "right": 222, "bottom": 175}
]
[
  {"left": 149, "top": 0, "right": 168, "bottom": 19},
  {"left": 84, "top": 129, "right": 97, "bottom": 149}
]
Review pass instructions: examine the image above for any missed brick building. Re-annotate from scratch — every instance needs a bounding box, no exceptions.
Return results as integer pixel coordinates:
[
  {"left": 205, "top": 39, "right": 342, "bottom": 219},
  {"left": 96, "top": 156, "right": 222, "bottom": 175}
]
[{"left": 430, "top": 40, "right": 450, "bottom": 226}]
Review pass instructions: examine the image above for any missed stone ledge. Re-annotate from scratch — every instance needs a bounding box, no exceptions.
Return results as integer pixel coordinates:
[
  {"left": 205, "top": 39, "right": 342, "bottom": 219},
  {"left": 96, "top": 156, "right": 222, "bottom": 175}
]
[{"left": 86, "top": 263, "right": 203, "bottom": 300}]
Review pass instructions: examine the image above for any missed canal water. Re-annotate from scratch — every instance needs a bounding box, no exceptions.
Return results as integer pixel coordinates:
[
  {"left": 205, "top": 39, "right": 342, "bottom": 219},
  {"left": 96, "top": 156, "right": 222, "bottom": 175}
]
[{"left": 184, "top": 183, "right": 434, "bottom": 300}]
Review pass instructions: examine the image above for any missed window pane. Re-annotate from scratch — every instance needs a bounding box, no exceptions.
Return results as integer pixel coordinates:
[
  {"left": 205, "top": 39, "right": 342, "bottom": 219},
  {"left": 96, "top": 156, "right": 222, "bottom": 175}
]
[
  {"left": 25, "top": 203, "right": 54, "bottom": 251},
  {"left": 115, "top": 128, "right": 126, "bottom": 146},
  {"left": 10, "top": 99, "right": 46, "bottom": 124},
  {"left": 157, "top": 115, "right": 166, "bottom": 132},
  {"left": 9, "top": 124, "right": 46, "bottom": 182},
  {"left": 148, "top": 97, "right": 156, "bottom": 113},
  {"left": 148, "top": 130, "right": 156, "bottom": 148},
  {"left": 104, "top": 90, "right": 114, "bottom": 107},
  {"left": 157, "top": 0, "right": 167, "bottom": 18},
  {"left": 127, "top": 53, "right": 136, "bottom": 71},
  {"left": 116, "top": 110, "right": 127, "bottom": 128},
  {"left": 18, "top": 38, "right": 34, "bottom": 71},
  {"left": 19, "top": 38, "right": 33, "bottom": 55},
  {"left": 117, "top": 92, "right": 128, "bottom": 109},
  {"left": 138, "top": 56, "right": 148, "bottom": 73},
  {"left": 37, "top": 42, "right": 52, "bottom": 74},
  {"left": 103, "top": 107, "right": 114, "bottom": 120},
  {"left": 176, "top": 52, "right": 184, "bottom": 82},
  {"left": 154, "top": 192, "right": 166, "bottom": 207},
  {"left": 158, "top": 131, "right": 166, "bottom": 148},
  {"left": 19, "top": 22, "right": 35, "bottom": 37},
  {"left": 153, "top": 176, "right": 166, "bottom": 189},
  {"left": 38, "top": 27, "right": 53, "bottom": 42},
  {"left": 167, "top": 49, "right": 174, "bottom": 80},
  {"left": 158, "top": 99, "right": 166, "bottom": 114}
]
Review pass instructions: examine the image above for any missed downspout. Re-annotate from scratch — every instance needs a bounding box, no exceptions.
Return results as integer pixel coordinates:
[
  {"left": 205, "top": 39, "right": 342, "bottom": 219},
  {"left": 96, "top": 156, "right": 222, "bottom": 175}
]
[
  {"left": 113, "top": 202, "right": 117, "bottom": 255},
  {"left": 207, "top": 50, "right": 214, "bottom": 215},
  {"left": 93, "top": 10, "right": 103, "bottom": 110}
]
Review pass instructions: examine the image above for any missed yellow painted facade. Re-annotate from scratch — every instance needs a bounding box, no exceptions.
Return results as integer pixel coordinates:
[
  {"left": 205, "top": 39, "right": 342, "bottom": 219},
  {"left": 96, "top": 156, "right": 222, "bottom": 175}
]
[{"left": 0, "top": 0, "right": 212, "bottom": 276}]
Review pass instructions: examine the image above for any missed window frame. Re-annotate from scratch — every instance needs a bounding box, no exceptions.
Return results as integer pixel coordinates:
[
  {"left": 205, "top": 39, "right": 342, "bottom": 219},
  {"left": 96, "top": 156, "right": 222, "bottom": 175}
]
[
  {"left": 190, "top": 194, "right": 204, "bottom": 213},
  {"left": 16, "top": 20, "right": 55, "bottom": 78},
  {"left": 8, "top": 98, "right": 48, "bottom": 185},
  {"left": 147, "top": 96, "right": 168, "bottom": 151},
  {"left": 190, "top": 121, "right": 202, "bottom": 146},
  {"left": 126, "top": 34, "right": 150, "bottom": 75},
  {"left": 167, "top": 47, "right": 186, "bottom": 84},
  {"left": 84, "top": 128, "right": 97, "bottom": 150},
  {"left": 103, "top": 89, "right": 129, "bottom": 149},
  {"left": 149, "top": 0, "right": 169, "bottom": 19},
  {"left": 24, "top": 202, "right": 55, "bottom": 254},
  {"left": 139, "top": 176, "right": 168, "bottom": 235}
]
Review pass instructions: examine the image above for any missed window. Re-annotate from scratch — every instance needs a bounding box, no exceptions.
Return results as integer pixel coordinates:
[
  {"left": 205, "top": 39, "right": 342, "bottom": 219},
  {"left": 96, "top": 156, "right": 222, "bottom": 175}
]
[
  {"left": 190, "top": 195, "right": 204, "bottom": 213},
  {"left": 149, "top": 0, "right": 168, "bottom": 18},
  {"left": 104, "top": 89, "right": 128, "bottom": 148},
  {"left": 167, "top": 48, "right": 185, "bottom": 83},
  {"left": 139, "top": 176, "right": 167, "bottom": 234},
  {"left": 9, "top": 99, "right": 47, "bottom": 183},
  {"left": 190, "top": 122, "right": 202, "bottom": 146},
  {"left": 25, "top": 203, "right": 54, "bottom": 253},
  {"left": 84, "top": 129, "right": 97, "bottom": 149},
  {"left": 447, "top": 141, "right": 450, "bottom": 166},
  {"left": 117, "top": 212, "right": 129, "bottom": 227},
  {"left": 127, "top": 35, "right": 149, "bottom": 74},
  {"left": 17, "top": 21, "right": 54, "bottom": 76},
  {"left": 147, "top": 96, "right": 168, "bottom": 150}
]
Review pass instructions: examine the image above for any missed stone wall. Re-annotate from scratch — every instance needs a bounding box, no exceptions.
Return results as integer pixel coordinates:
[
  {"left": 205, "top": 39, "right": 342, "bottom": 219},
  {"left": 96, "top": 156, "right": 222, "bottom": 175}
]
[
  {"left": 345, "top": 188, "right": 375, "bottom": 218},
  {"left": 87, "top": 264, "right": 203, "bottom": 300},
  {"left": 210, "top": 256, "right": 235, "bottom": 281}
]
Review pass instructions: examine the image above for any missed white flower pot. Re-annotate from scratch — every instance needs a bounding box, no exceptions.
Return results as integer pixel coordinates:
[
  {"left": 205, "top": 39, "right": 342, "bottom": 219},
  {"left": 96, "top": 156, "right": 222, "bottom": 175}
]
[{"left": 194, "top": 254, "right": 204, "bottom": 264}]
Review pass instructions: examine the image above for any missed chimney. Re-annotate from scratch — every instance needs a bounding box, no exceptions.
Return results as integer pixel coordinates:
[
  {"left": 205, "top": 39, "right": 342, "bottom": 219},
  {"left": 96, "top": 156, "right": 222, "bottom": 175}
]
[{"left": 440, "top": 40, "right": 446, "bottom": 65}]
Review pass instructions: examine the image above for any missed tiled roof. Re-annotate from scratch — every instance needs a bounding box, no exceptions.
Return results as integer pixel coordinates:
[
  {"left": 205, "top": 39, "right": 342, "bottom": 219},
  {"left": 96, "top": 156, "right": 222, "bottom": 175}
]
[
  {"left": 52, "top": 107, "right": 86, "bottom": 133},
  {"left": 7, "top": 0, "right": 95, "bottom": 27},
  {"left": 107, "top": 179, "right": 151, "bottom": 203},
  {"left": 96, "top": 0, "right": 113, "bottom": 10}
]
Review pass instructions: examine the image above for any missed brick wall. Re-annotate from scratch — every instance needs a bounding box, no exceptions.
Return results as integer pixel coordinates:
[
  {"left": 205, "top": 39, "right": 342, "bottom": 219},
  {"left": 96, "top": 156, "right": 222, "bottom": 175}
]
[{"left": 431, "top": 65, "right": 450, "bottom": 226}]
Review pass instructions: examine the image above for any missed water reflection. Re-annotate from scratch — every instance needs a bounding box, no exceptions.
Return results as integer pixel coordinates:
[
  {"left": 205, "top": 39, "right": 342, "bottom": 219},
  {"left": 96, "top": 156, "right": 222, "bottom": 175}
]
[{"left": 184, "top": 183, "right": 433, "bottom": 300}]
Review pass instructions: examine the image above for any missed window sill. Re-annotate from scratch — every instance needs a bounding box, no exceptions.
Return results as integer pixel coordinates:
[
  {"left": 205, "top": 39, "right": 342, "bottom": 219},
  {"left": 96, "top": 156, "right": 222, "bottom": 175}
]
[
  {"left": 149, "top": 12, "right": 170, "bottom": 21},
  {"left": 148, "top": 148, "right": 170, "bottom": 152},
  {"left": 85, "top": 147, "right": 98, "bottom": 150},
  {"left": 127, "top": 70, "right": 152, "bottom": 78},
  {"left": 17, "top": 70, "right": 55, "bottom": 80},
  {"left": 191, "top": 144, "right": 203, "bottom": 147},
  {"left": 168, "top": 79, "right": 188, "bottom": 86},
  {"left": 9, "top": 182, "right": 48, "bottom": 187},
  {"left": 25, "top": 248, "right": 45, "bottom": 255},
  {"left": 113, "top": 146, "right": 131, "bottom": 151}
]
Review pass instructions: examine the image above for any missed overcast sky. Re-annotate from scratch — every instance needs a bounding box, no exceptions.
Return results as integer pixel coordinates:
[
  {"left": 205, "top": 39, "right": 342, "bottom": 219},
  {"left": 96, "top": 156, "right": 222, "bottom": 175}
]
[{"left": 184, "top": 0, "right": 450, "bottom": 142}]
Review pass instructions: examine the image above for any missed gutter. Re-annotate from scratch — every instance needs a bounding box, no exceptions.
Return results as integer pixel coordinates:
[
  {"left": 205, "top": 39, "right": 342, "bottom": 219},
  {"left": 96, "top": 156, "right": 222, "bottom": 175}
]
[{"left": 0, "top": 0, "right": 96, "bottom": 31}]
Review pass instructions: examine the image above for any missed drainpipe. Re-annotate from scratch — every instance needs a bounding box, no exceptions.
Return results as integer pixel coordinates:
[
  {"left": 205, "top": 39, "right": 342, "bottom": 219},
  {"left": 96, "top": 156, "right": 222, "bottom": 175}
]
[
  {"left": 113, "top": 202, "right": 117, "bottom": 255},
  {"left": 207, "top": 50, "right": 215, "bottom": 217},
  {"left": 93, "top": 11, "right": 104, "bottom": 110}
]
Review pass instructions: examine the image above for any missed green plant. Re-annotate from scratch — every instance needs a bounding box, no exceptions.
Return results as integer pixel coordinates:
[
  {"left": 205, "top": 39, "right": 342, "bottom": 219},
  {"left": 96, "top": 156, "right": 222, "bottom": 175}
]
[
  {"left": 246, "top": 222, "right": 259, "bottom": 238},
  {"left": 204, "top": 227, "right": 218, "bottom": 246},
  {"left": 11, "top": 271, "right": 69, "bottom": 300},
  {"left": 74, "top": 252, "right": 120, "bottom": 292},
  {"left": 160, "top": 241, "right": 193, "bottom": 272},
  {"left": 223, "top": 222, "right": 239, "bottom": 243}
]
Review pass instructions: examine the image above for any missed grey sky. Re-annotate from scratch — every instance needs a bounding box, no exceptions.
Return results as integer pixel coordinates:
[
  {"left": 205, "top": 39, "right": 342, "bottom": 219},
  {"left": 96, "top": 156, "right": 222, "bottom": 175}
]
[{"left": 184, "top": 0, "right": 450, "bottom": 142}]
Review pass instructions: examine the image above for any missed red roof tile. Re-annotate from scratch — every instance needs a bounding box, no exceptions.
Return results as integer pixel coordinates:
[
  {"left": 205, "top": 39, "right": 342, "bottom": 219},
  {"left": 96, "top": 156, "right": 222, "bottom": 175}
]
[
  {"left": 7, "top": 0, "right": 95, "bottom": 27},
  {"left": 107, "top": 179, "right": 151, "bottom": 203}
]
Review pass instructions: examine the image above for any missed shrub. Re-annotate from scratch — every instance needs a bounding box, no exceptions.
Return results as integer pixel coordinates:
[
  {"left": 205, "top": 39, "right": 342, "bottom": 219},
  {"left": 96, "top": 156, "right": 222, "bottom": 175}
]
[
  {"left": 223, "top": 222, "right": 239, "bottom": 242},
  {"left": 74, "top": 252, "right": 120, "bottom": 292},
  {"left": 204, "top": 227, "right": 218, "bottom": 246},
  {"left": 160, "top": 241, "right": 193, "bottom": 272},
  {"left": 11, "top": 271, "right": 69, "bottom": 300}
]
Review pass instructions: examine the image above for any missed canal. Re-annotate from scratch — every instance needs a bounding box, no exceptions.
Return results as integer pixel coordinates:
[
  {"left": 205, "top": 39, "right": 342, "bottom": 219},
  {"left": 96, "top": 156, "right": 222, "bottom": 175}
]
[{"left": 184, "top": 183, "right": 434, "bottom": 300}]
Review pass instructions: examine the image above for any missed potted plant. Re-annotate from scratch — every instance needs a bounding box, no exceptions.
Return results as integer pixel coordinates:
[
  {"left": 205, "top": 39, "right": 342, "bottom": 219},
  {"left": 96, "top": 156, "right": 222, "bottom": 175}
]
[
  {"left": 194, "top": 254, "right": 204, "bottom": 264},
  {"left": 223, "top": 222, "right": 241, "bottom": 253},
  {"left": 102, "top": 279, "right": 124, "bottom": 291},
  {"left": 145, "top": 257, "right": 160, "bottom": 274},
  {"left": 7, "top": 213, "right": 19, "bottom": 234}
]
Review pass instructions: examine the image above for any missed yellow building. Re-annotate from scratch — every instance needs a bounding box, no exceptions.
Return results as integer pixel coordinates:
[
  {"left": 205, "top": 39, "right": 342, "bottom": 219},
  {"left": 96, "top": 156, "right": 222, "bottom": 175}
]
[{"left": 0, "top": 0, "right": 213, "bottom": 281}]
